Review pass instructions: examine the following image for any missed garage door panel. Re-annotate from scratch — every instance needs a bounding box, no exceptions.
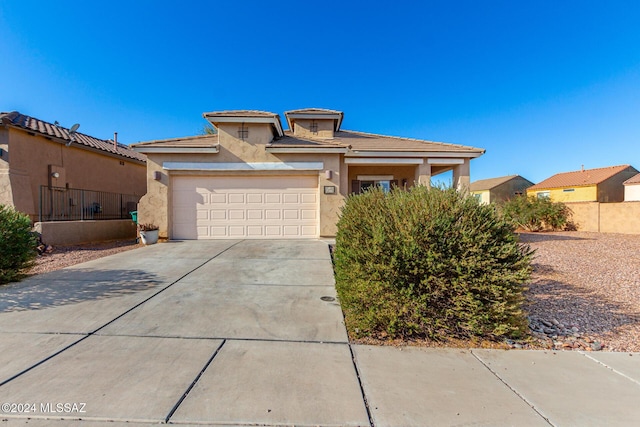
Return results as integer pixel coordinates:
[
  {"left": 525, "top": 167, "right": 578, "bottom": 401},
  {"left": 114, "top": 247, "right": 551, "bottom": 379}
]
[
  {"left": 265, "top": 194, "right": 281, "bottom": 204},
  {"left": 172, "top": 176, "right": 318, "bottom": 239},
  {"left": 247, "top": 210, "right": 263, "bottom": 220}
]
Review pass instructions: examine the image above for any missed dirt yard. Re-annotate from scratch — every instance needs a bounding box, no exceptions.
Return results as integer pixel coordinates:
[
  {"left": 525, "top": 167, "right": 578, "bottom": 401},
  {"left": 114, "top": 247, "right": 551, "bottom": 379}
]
[{"left": 521, "top": 231, "right": 640, "bottom": 352}]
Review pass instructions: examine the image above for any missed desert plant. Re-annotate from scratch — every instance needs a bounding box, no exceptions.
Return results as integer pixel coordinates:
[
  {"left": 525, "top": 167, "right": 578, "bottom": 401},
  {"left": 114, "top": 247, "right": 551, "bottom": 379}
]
[
  {"left": 499, "top": 195, "right": 571, "bottom": 231},
  {"left": 138, "top": 223, "right": 159, "bottom": 231},
  {"left": 0, "top": 205, "right": 37, "bottom": 284},
  {"left": 334, "top": 185, "right": 533, "bottom": 341}
]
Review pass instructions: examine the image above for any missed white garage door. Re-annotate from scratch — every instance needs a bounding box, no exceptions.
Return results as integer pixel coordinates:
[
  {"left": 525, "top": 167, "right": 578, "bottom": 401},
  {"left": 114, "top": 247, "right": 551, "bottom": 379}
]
[{"left": 172, "top": 175, "right": 319, "bottom": 239}]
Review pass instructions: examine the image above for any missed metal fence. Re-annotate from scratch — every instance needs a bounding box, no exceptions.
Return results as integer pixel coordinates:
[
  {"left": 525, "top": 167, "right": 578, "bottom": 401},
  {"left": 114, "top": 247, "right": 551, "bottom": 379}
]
[{"left": 39, "top": 186, "right": 141, "bottom": 222}]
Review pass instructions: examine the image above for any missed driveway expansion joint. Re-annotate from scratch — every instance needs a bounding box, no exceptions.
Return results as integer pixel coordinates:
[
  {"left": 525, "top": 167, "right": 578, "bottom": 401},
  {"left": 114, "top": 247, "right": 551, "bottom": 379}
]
[
  {"left": 348, "top": 343, "right": 375, "bottom": 427},
  {"left": 580, "top": 351, "right": 640, "bottom": 386},
  {"left": 165, "top": 339, "right": 227, "bottom": 424},
  {"left": 470, "top": 350, "right": 555, "bottom": 426},
  {"left": 90, "top": 240, "right": 244, "bottom": 335}
]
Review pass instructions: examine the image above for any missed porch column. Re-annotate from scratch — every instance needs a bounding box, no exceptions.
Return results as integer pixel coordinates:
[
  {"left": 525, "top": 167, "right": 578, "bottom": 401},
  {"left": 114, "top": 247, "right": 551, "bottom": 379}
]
[
  {"left": 414, "top": 162, "right": 431, "bottom": 187},
  {"left": 453, "top": 158, "right": 470, "bottom": 193}
]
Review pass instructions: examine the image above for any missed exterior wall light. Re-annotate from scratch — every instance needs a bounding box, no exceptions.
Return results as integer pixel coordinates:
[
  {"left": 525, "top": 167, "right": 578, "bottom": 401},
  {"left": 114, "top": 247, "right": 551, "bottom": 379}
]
[
  {"left": 51, "top": 172, "right": 60, "bottom": 178},
  {"left": 325, "top": 170, "right": 332, "bottom": 179}
]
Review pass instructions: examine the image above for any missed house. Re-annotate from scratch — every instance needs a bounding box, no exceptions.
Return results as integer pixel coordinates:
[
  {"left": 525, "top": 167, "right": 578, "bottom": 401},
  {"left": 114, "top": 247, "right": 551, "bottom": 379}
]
[
  {"left": 0, "top": 111, "right": 147, "bottom": 221},
  {"left": 624, "top": 173, "right": 640, "bottom": 201},
  {"left": 527, "top": 165, "right": 639, "bottom": 203},
  {"left": 470, "top": 175, "right": 533, "bottom": 204},
  {"left": 132, "top": 108, "right": 485, "bottom": 240}
]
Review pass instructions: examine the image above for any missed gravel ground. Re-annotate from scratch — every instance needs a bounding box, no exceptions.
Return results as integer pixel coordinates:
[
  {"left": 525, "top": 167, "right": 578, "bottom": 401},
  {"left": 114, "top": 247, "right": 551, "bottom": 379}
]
[
  {"left": 27, "top": 240, "right": 141, "bottom": 276},
  {"left": 521, "top": 231, "right": 640, "bottom": 352}
]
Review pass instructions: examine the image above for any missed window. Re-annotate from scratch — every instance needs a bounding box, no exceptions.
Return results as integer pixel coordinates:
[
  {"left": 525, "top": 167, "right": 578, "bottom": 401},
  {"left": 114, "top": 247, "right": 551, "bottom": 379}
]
[
  {"left": 351, "top": 178, "right": 397, "bottom": 194},
  {"left": 563, "top": 188, "right": 575, "bottom": 192},
  {"left": 473, "top": 193, "right": 482, "bottom": 201},
  {"left": 310, "top": 120, "right": 318, "bottom": 135},
  {"left": 537, "top": 191, "right": 550, "bottom": 199},
  {"left": 237, "top": 125, "right": 249, "bottom": 140}
]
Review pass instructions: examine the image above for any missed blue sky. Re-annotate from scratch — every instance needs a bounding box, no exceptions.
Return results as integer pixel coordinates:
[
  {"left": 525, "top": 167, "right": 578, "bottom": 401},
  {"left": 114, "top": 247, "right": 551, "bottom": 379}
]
[{"left": 1, "top": 1, "right": 639, "bottom": 183}]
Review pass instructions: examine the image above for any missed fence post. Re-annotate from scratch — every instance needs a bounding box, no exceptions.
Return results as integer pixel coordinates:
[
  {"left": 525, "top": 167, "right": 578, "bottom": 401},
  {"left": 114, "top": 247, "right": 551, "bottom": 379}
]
[{"left": 39, "top": 186, "right": 43, "bottom": 223}]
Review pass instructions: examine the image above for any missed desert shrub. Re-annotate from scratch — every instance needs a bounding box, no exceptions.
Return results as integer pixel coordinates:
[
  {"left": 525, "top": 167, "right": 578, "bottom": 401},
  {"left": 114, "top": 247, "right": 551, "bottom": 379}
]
[
  {"left": 0, "top": 205, "right": 37, "bottom": 284},
  {"left": 334, "top": 186, "right": 533, "bottom": 341},
  {"left": 499, "top": 195, "right": 571, "bottom": 231}
]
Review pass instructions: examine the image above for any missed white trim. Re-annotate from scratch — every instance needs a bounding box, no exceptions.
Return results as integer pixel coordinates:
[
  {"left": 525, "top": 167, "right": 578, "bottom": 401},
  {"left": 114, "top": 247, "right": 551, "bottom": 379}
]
[
  {"left": 427, "top": 158, "right": 465, "bottom": 165},
  {"left": 266, "top": 147, "right": 348, "bottom": 154},
  {"left": 163, "top": 161, "right": 324, "bottom": 171},
  {"left": 134, "top": 146, "right": 219, "bottom": 154},
  {"left": 357, "top": 175, "right": 394, "bottom": 181},
  {"left": 346, "top": 151, "right": 483, "bottom": 158},
  {"left": 344, "top": 158, "right": 424, "bottom": 164}
]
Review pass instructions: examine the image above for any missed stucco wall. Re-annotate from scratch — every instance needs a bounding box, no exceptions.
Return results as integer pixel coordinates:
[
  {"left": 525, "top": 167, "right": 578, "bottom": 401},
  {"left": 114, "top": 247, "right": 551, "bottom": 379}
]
[
  {"left": 566, "top": 201, "right": 640, "bottom": 234},
  {"left": 34, "top": 219, "right": 137, "bottom": 245},
  {"left": 471, "top": 190, "right": 490, "bottom": 204},
  {"left": 490, "top": 178, "right": 532, "bottom": 202},
  {"left": 3, "top": 127, "right": 146, "bottom": 220},
  {"left": 625, "top": 184, "right": 640, "bottom": 201},
  {"left": 598, "top": 168, "right": 638, "bottom": 202},
  {"left": 528, "top": 186, "right": 597, "bottom": 202},
  {"left": 291, "top": 119, "right": 334, "bottom": 139}
]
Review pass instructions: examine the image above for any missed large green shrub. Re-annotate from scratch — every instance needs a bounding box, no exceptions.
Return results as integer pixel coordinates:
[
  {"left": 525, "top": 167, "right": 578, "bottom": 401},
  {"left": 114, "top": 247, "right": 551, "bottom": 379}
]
[
  {"left": 499, "top": 195, "right": 571, "bottom": 231},
  {"left": 0, "top": 205, "right": 37, "bottom": 284},
  {"left": 334, "top": 186, "right": 533, "bottom": 341}
]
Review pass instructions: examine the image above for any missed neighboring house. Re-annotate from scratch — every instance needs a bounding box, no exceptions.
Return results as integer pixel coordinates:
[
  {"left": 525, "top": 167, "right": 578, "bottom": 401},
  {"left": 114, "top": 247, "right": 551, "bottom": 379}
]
[
  {"left": 470, "top": 175, "right": 533, "bottom": 204},
  {"left": 132, "top": 108, "right": 485, "bottom": 240},
  {"left": 0, "top": 111, "right": 147, "bottom": 221},
  {"left": 624, "top": 173, "right": 640, "bottom": 201},
  {"left": 527, "top": 165, "right": 639, "bottom": 203}
]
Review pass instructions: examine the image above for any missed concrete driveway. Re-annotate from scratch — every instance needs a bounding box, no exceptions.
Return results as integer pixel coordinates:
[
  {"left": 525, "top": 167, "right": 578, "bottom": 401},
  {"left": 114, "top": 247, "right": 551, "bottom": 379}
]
[{"left": 0, "top": 240, "right": 639, "bottom": 426}]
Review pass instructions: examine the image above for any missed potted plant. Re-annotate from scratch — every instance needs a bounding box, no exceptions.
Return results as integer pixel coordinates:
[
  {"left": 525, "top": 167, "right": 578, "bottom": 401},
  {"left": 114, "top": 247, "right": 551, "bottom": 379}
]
[{"left": 138, "top": 223, "right": 159, "bottom": 245}]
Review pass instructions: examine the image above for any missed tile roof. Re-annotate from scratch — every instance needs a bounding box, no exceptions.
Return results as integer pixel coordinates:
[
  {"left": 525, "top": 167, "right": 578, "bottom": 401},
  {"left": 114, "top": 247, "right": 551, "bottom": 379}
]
[
  {"left": 203, "top": 110, "right": 279, "bottom": 118},
  {"left": 0, "top": 111, "right": 146, "bottom": 162},
  {"left": 132, "top": 134, "right": 219, "bottom": 148},
  {"left": 283, "top": 108, "right": 344, "bottom": 132},
  {"left": 284, "top": 108, "right": 343, "bottom": 115},
  {"left": 268, "top": 130, "right": 484, "bottom": 154},
  {"left": 624, "top": 173, "right": 640, "bottom": 185},
  {"left": 339, "top": 130, "right": 483, "bottom": 153},
  {"left": 529, "top": 165, "right": 634, "bottom": 190},
  {"left": 470, "top": 175, "right": 522, "bottom": 191}
]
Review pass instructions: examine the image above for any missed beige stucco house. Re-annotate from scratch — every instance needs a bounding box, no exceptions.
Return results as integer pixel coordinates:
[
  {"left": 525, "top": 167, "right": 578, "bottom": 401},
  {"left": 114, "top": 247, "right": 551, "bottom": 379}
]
[
  {"left": 0, "top": 111, "right": 147, "bottom": 221},
  {"left": 132, "top": 108, "right": 485, "bottom": 240},
  {"left": 470, "top": 175, "right": 533, "bottom": 204},
  {"left": 527, "top": 165, "right": 638, "bottom": 203},
  {"left": 624, "top": 173, "right": 640, "bottom": 201}
]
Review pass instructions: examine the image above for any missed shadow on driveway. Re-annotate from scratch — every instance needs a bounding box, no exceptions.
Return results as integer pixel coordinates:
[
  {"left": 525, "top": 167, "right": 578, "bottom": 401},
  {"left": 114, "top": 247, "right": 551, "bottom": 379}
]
[{"left": 0, "top": 269, "right": 162, "bottom": 312}]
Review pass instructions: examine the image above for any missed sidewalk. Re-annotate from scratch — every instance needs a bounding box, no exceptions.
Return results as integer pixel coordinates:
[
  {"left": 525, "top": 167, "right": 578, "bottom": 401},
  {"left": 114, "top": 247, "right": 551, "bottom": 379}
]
[{"left": 0, "top": 240, "right": 638, "bottom": 426}]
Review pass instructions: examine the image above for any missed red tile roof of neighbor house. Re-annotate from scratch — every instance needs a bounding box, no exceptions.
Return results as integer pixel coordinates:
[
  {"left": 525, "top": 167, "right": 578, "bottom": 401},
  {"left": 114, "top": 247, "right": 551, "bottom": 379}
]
[
  {"left": 624, "top": 173, "right": 640, "bottom": 185},
  {"left": 528, "top": 165, "right": 634, "bottom": 190},
  {"left": 0, "top": 111, "right": 146, "bottom": 162}
]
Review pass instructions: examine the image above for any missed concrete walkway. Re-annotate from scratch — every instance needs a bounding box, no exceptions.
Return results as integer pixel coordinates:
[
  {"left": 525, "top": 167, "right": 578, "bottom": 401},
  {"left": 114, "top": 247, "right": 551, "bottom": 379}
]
[{"left": 0, "top": 240, "right": 638, "bottom": 426}]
